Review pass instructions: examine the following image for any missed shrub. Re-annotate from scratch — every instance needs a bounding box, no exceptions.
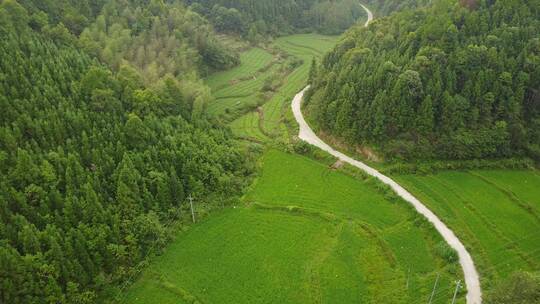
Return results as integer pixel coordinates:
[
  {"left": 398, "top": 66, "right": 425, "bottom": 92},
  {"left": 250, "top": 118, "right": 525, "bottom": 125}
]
[
  {"left": 435, "top": 242, "right": 458, "bottom": 264},
  {"left": 293, "top": 140, "right": 313, "bottom": 154},
  {"left": 486, "top": 271, "right": 540, "bottom": 304}
]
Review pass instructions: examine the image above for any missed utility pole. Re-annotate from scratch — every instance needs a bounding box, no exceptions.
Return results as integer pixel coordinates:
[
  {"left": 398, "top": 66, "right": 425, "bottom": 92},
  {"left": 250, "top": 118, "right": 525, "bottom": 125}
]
[
  {"left": 188, "top": 194, "right": 195, "bottom": 223},
  {"left": 451, "top": 280, "right": 462, "bottom": 304},
  {"left": 428, "top": 273, "right": 440, "bottom": 304}
]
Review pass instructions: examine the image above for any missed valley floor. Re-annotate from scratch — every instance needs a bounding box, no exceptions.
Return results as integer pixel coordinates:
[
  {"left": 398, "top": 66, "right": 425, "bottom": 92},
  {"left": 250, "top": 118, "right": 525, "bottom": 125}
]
[
  {"left": 206, "top": 33, "right": 339, "bottom": 142},
  {"left": 122, "top": 150, "right": 461, "bottom": 304},
  {"left": 121, "top": 9, "right": 540, "bottom": 303},
  {"left": 122, "top": 23, "right": 465, "bottom": 304}
]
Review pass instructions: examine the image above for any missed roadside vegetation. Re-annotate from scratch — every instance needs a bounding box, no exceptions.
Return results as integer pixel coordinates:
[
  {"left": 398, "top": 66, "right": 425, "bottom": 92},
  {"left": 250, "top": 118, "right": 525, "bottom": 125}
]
[{"left": 364, "top": 0, "right": 430, "bottom": 15}]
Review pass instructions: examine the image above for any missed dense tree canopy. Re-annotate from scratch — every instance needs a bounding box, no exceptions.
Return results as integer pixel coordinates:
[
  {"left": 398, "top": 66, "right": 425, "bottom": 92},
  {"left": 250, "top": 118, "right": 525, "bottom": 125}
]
[
  {"left": 79, "top": 0, "right": 239, "bottom": 82},
  {"left": 306, "top": 0, "right": 540, "bottom": 161},
  {"left": 0, "top": 1, "right": 251, "bottom": 303},
  {"left": 365, "top": 0, "right": 431, "bottom": 16},
  {"left": 16, "top": 0, "right": 106, "bottom": 34},
  {"left": 486, "top": 272, "right": 540, "bottom": 304},
  {"left": 187, "top": 0, "right": 366, "bottom": 37}
]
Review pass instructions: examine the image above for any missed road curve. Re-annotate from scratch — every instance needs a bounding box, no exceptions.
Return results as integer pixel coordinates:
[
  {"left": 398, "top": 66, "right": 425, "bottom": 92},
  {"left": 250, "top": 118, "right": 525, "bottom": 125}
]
[
  {"left": 360, "top": 3, "right": 374, "bottom": 26},
  {"left": 291, "top": 4, "right": 482, "bottom": 304}
]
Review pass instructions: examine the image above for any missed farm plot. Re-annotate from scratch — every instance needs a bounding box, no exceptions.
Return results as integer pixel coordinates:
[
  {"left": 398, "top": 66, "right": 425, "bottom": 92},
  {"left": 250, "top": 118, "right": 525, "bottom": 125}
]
[
  {"left": 205, "top": 48, "right": 275, "bottom": 118},
  {"left": 214, "top": 34, "right": 339, "bottom": 141},
  {"left": 206, "top": 47, "right": 273, "bottom": 91},
  {"left": 259, "top": 34, "right": 339, "bottom": 139},
  {"left": 395, "top": 170, "right": 540, "bottom": 289},
  {"left": 123, "top": 150, "right": 465, "bottom": 304},
  {"left": 228, "top": 110, "right": 268, "bottom": 142}
]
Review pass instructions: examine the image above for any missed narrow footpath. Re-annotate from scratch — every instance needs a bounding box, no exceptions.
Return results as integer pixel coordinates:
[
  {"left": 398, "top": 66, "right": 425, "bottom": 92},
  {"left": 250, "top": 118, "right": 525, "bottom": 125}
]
[{"left": 291, "top": 4, "right": 482, "bottom": 303}]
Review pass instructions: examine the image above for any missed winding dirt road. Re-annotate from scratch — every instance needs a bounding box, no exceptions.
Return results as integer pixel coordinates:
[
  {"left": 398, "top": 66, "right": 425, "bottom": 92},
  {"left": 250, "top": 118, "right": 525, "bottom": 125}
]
[{"left": 291, "top": 4, "right": 482, "bottom": 303}]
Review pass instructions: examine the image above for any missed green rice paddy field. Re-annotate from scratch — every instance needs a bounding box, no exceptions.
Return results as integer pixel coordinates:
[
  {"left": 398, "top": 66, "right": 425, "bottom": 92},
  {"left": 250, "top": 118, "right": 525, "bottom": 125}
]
[
  {"left": 122, "top": 150, "right": 463, "bottom": 304},
  {"left": 206, "top": 47, "right": 275, "bottom": 117},
  {"left": 207, "top": 34, "right": 339, "bottom": 142},
  {"left": 257, "top": 34, "right": 339, "bottom": 139},
  {"left": 395, "top": 170, "right": 540, "bottom": 290}
]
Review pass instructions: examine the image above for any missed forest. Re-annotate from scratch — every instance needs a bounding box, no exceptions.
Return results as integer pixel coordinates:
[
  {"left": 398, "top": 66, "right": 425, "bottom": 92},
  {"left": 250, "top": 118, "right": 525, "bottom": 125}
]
[
  {"left": 79, "top": 0, "right": 239, "bottom": 81},
  {"left": 186, "top": 0, "right": 366, "bottom": 38},
  {"left": 0, "top": 0, "right": 252, "bottom": 302},
  {"left": 364, "top": 0, "right": 430, "bottom": 15},
  {"left": 306, "top": 0, "right": 540, "bottom": 161}
]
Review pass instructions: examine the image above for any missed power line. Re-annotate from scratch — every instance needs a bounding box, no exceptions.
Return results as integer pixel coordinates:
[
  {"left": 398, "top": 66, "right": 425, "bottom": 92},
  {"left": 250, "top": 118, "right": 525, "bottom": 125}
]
[
  {"left": 429, "top": 248, "right": 540, "bottom": 303},
  {"left": 378, "top": 244, "right": 540, "bottom": 304},
  {"left": 116, "top": 193, "right": 196, "bottom": 302},
  {"left": 451, "top": 280, "right": 462, "bottom": 304},
  {"left": 406, "top": 266, "right": 411, "bottom": 290},
  {"left": 428, "top": 273, "right": 440, "bottom": 304}
]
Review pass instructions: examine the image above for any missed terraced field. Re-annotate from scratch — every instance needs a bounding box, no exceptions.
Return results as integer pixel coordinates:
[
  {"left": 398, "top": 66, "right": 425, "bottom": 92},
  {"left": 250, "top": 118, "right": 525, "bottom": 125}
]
[
  {"left": 395, "top": 170, "right": 540, "bottom": 289},
  {"left": 123, "top": 150, "right": 464, "bottom": 304},
  {"left": 228, "top": 110, "right": 267, "bottom": 142},
  {"left": 207, "top": 48, "right": 273, "bottom": 89},
  {"left": 260, "top": 34, "right": 339, "bottom": 139},
  {"left": 206, "top": 48, "right": 275, "bottom": 118},
  {"left": 220, "top": 34, "right": 339, "bottom": 142}
]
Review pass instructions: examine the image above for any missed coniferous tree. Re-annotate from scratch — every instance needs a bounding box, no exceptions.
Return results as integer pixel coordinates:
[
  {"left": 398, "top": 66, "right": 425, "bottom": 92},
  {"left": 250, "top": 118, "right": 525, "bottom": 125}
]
[
  {"left": 0, "top": 3, "right": 252, "bottom": 301},
  {"left": 307, "top": 0, "right": 540, "bottom": 160}
]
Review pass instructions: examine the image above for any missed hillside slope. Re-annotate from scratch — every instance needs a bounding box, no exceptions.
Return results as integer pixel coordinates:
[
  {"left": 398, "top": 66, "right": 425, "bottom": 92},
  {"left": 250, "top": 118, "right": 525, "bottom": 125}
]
[
  {"left": 306, "top": 0, "right": 540, "bottom": 161},
  {"left": 0, "top": 2, "right": 250, "bottom": 302},
  {"left": 187, "top": 0, "right": 366, "bottom": 36},
  {"left": 365, "top": 0, "right": 430, "bottom": 15}
]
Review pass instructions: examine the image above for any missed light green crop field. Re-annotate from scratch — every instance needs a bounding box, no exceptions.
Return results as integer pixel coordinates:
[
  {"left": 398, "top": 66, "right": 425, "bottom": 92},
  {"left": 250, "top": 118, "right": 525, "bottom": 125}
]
[
  {"left": 205, "top": 48, "right": 275, "bottom": 118},
  {"left": 395, "top": 170, "right": 540, "bottom": 288},
  {"left": 122, "top": 150, "right": 464, "bottom": 304},
  {"left": 211, "top": 34, "right": 339, "bottom": 141},
  {"left": 206, "top": 47, "right": 273, "bottom": 91},
  {"left": 259, "top": 34, "right": 339, "bottom": 139},
  {"left": 228, "top": 111, "right": 268, "bottom": 142}
]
